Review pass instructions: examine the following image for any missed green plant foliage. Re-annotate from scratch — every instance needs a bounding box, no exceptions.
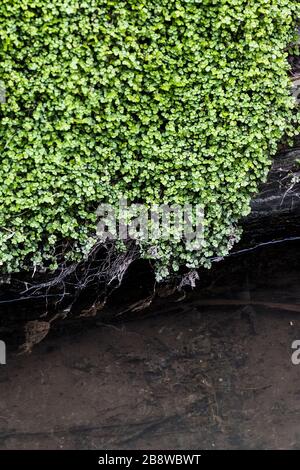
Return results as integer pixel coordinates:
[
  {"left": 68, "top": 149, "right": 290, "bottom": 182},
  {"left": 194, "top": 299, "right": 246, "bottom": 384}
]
[{"left": 0, "top": 0, "right": 299, "bottom": 277}]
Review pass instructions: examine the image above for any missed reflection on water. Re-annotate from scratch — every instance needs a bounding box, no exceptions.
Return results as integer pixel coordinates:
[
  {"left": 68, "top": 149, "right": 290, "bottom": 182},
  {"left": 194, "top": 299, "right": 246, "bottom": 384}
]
[{"left": 0, "top": 240, "right": 299, "bottom": 449}]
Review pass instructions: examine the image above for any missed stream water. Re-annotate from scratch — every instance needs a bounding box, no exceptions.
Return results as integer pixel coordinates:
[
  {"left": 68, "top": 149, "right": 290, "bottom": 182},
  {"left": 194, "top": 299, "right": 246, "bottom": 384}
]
[{"left": 0, "top": 239, "right": 299, "bottom": 449}]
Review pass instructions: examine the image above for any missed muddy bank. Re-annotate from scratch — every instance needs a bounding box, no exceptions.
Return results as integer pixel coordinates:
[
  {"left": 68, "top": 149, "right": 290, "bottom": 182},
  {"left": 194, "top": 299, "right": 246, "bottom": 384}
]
[{"left": 0, "top": 239, "right": 300, "bottom": 450}]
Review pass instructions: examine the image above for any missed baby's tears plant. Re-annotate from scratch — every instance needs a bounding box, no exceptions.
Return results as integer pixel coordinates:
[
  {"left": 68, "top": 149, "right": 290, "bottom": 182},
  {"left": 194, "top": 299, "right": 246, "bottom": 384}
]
[{"left": 0, "top": 0, "right": 299, "bottom": 277}]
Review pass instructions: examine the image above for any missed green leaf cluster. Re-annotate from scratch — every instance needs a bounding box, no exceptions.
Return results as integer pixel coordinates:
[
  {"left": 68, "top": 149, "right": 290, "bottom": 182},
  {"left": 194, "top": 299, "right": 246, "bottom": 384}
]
[{"left": 0, "top": 0, "right": 299, "bottom": 276}]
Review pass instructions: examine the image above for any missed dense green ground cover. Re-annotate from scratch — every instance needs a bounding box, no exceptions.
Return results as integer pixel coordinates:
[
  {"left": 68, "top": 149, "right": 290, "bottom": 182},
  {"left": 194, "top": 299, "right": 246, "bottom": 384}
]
[{"left": 0, "top": 1, "right": 299, "bottom": 277}]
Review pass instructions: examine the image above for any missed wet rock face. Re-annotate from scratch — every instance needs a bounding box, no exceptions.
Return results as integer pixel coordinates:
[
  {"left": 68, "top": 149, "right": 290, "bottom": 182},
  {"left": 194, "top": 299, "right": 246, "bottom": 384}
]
[
  {"left": 250, "top": 148, "right": 300, "bottom": 217},
  {"left": 242, "top": 143, "right": 300, "bottom": 245}
]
